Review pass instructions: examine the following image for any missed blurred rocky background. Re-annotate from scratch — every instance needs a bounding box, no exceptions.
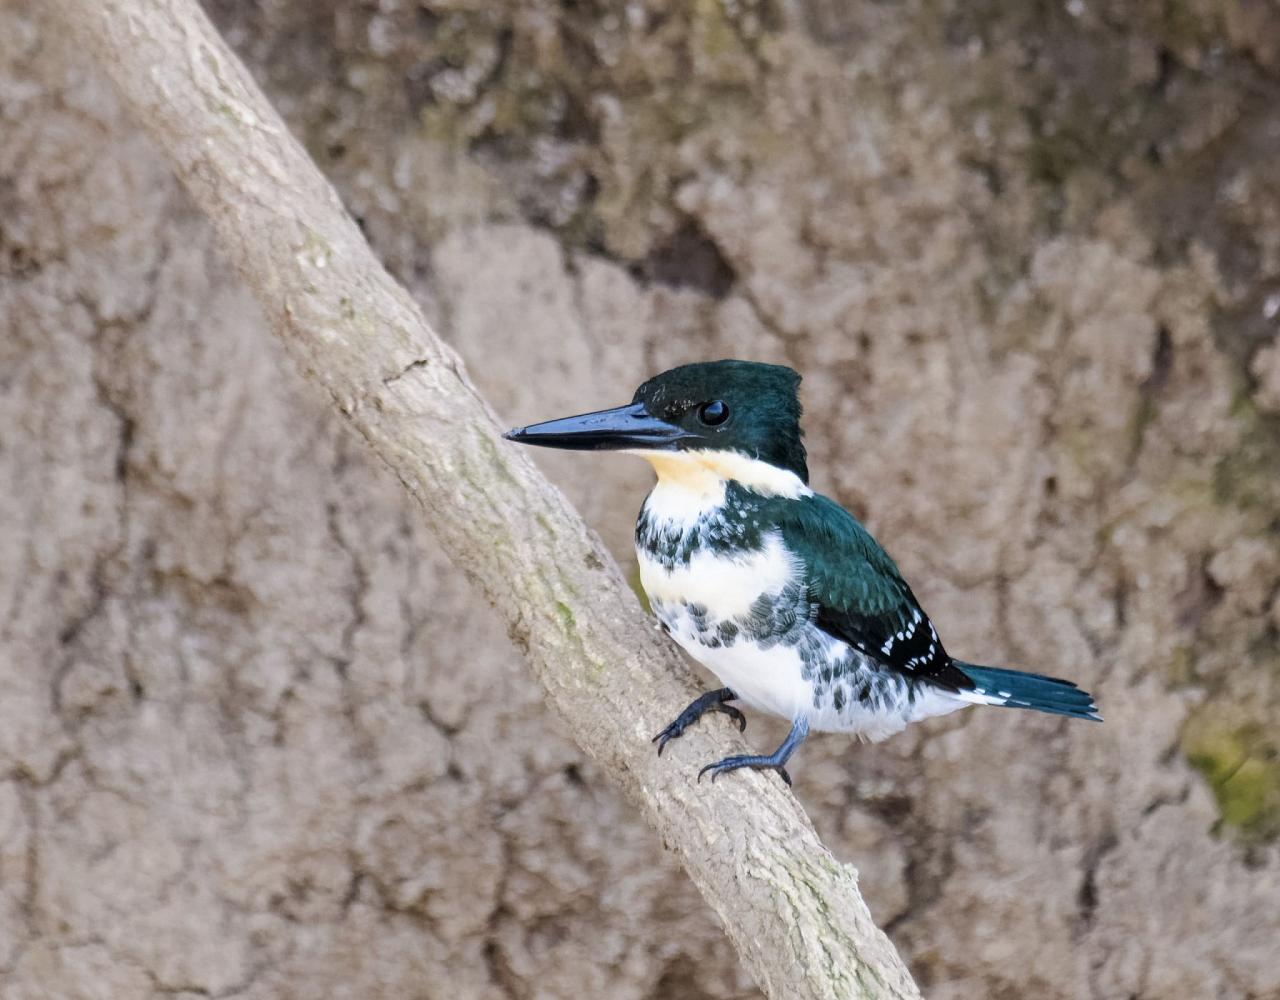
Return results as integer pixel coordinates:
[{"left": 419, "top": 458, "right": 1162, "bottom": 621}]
[{"left": 2, "top": 0, "right": 1279, "bottom": 997}]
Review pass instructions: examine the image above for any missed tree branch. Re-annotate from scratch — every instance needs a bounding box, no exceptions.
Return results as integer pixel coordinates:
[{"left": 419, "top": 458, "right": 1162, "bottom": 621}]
[{"left": 43, "top": 1, "right": 921, "bottom": 997}]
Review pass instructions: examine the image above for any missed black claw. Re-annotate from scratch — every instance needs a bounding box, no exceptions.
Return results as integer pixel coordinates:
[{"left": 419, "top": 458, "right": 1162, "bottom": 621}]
[
  {"left": 721, "top": 703, "right": 748, "bottom": 733},
  {"left": 652, "top": 724, "right": 679, "bottom": 756},
  {"left": 652, "top": 689, "right": 743, "bottom": 756}
]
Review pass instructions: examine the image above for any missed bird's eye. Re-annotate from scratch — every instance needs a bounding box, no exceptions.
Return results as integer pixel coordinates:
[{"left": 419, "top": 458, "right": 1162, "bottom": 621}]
[{"left": 698, "top": 400, "right": 730, "bottom": 426}]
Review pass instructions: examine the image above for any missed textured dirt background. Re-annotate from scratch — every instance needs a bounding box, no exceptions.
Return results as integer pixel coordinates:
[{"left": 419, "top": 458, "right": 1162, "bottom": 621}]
[{"left": 3, "top": 1, "right": 1280, "bottom": 997}]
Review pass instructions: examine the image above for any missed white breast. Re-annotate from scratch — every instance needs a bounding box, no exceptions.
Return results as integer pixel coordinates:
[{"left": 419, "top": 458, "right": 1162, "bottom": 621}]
[
  {"left": 636, "top": 528, "right": 813, "bottom": 721},
  {"left": 637, "top": 531, "right": 798, "bottom": 621},
  {"left": 664, "top": 619, "right": 817, "bottom": 721}
]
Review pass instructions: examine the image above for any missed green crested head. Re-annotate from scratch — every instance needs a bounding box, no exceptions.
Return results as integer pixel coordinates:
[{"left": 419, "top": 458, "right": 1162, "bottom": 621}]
[
  {"left": 632, "top": 361, "right": 808, "bottom": 482},
  {"left": 504, "top": 359, "right": 809, "bottom": 484}
]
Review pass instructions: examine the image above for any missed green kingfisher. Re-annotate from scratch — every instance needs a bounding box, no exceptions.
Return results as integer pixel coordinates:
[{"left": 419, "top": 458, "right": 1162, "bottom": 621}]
[{"left": 504, "top": 360, "right": 1100, "bottom": 785}]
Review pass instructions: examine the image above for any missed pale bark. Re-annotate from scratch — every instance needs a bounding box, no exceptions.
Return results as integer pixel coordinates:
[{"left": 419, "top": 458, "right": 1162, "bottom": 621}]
[{"left": 40, "top": 1, "right": 920, "bottom": 997}]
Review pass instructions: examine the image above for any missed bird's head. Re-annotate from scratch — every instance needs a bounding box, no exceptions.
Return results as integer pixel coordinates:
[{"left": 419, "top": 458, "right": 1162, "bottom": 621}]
[{"left": 504, "top": 360, "right": 808, "bottom": 486}]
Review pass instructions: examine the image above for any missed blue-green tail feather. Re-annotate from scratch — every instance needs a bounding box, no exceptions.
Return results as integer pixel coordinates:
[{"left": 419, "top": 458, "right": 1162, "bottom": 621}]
[{"left": 956, "top": 662, "right": 1101, "bottom": 721}]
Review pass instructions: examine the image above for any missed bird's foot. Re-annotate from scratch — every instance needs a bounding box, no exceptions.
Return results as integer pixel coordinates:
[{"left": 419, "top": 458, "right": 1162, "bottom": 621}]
[
  {"left": 694, "top": 717, "right": 809, "bottom": 787},
  {"left": 697, "top": 754, "right": 792, "bottom": 787},
  {"left": 652, "top": 688, "right": 744, "bottom": 756}
]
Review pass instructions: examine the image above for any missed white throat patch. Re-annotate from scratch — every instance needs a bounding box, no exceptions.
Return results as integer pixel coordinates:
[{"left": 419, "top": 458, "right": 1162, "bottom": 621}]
[{"left": 628, "top": 449, "right": 811, "bottom": 523}]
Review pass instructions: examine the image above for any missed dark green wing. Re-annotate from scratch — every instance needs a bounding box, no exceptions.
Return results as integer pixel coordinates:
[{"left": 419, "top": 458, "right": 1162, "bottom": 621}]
[{"left": 775, "top": 493, "right": 974, "bottom": 691}]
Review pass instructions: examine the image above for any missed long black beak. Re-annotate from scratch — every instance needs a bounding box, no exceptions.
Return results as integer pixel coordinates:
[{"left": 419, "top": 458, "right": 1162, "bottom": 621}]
[{"left": 503, "top": 401, "right": 691, "bottom": 451}]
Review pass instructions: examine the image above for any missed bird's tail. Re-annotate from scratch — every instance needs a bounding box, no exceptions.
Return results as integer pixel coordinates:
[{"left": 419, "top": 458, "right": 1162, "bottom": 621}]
[{"left": 953, "top": 662, "right": 1101, "bottom": 721}]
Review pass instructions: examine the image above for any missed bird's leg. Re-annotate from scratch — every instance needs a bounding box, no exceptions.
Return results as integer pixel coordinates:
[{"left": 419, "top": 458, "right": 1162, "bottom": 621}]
[
  {"left": 697, "top": 717, "right": 810, "bottom": 787},
  {"left": 652, "top": 687, "right": 746, "bottom": 756}
]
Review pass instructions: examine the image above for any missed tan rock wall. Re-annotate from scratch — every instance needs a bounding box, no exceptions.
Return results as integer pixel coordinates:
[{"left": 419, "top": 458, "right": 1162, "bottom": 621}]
[{"left": 2, "top": 1, "right": 1277, "bottom": 997}]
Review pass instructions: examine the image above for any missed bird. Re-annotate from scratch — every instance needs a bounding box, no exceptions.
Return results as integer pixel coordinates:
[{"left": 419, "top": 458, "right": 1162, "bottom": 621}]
[{"left": 503, "top": 360, "right": 1099, "bottom": 785}]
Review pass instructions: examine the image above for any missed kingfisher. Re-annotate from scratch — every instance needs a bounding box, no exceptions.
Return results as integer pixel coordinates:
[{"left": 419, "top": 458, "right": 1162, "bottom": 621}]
[{"left": 504, "top": 361, "right": 1099, "bottom": 785}]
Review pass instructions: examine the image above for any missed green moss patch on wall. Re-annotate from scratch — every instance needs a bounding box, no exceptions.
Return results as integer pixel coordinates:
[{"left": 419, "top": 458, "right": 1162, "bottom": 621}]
[{"left": 1183, "top": 714, "right": 1280, "bottom": 841}]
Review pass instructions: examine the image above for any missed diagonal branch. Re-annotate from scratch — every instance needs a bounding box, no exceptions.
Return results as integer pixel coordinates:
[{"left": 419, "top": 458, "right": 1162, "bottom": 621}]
[{"left": 42, "top": 1, "right": 921, "bottom": 997}]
